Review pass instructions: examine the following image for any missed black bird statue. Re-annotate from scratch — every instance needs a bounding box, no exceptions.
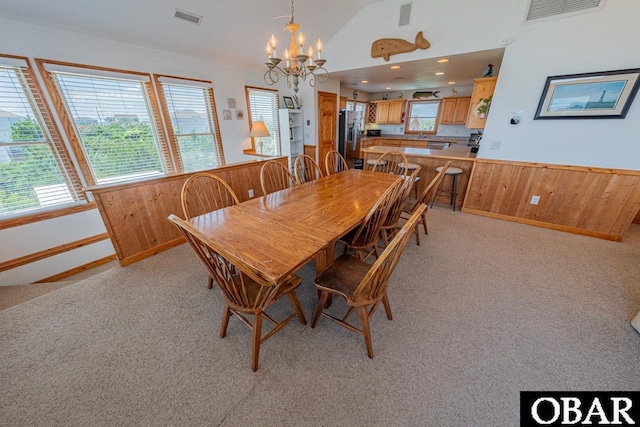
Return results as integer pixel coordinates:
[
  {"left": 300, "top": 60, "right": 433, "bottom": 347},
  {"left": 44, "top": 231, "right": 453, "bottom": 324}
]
[{"left": 482, "top": 64, "right": 494, "bottom": 77}]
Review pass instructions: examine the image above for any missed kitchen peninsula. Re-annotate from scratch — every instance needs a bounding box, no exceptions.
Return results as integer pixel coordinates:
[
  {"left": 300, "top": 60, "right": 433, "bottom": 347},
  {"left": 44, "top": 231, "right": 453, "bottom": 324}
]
[{"left": 362, "top": 140, "right": 476, "bottom": 209}]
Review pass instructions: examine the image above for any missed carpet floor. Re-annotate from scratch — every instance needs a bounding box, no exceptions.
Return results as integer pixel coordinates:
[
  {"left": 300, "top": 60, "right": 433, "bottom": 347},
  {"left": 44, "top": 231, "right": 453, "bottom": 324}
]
[{"left": 1, "top": 207, "right": 639, "bottom": 426}]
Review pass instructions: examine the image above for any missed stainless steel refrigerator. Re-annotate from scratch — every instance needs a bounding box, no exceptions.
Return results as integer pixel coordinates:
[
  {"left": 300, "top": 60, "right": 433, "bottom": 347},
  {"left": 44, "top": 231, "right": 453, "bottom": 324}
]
[{"left": 338, "top": 109, "right": 362, "bottom": 159}]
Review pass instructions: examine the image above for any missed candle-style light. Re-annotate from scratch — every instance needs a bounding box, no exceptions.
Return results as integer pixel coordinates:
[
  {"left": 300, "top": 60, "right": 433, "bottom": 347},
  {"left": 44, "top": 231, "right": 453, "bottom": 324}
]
[{"left": 262, "top": 0, "right": 328, "bottom": 93}]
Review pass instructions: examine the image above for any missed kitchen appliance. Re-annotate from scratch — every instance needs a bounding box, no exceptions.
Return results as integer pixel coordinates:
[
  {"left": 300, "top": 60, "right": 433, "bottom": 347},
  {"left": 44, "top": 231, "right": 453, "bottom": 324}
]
[
  {"left": 338, "top": 110, "right": 363, "bottom": 159},
  {"left": 366, "top": 129, "right": 381, "bottom": 137}
]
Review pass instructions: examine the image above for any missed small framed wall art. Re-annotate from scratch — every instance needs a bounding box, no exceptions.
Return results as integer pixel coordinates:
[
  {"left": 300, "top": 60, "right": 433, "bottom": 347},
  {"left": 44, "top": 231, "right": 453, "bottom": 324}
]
[
  {"left": 534, "top": 68, "right": 640, "bottom": 119},
  {"left": 283, "top": 96, "right": 295, "bottom": 109}
]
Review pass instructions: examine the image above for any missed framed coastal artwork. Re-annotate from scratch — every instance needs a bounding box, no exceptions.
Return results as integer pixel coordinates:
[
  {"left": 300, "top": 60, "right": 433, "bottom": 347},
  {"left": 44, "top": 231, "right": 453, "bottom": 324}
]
[{"left": 534, "top": 68, "right": 640, "bottom": 119}]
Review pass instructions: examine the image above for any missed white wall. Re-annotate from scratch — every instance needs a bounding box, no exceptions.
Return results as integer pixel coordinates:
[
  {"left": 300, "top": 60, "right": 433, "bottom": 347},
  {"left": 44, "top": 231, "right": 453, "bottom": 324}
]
[
  {"left": 327, "top": 0, "right": 640, "bottom": 170},
  {"left": 0, "top": 18, "right": 281, "bottom": 285}
]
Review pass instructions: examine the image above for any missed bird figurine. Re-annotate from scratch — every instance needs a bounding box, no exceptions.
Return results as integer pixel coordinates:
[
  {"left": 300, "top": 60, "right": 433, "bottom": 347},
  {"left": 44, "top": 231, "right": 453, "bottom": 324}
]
[{"left": 482, "top": 64, "right": 494, "bottom": 77}]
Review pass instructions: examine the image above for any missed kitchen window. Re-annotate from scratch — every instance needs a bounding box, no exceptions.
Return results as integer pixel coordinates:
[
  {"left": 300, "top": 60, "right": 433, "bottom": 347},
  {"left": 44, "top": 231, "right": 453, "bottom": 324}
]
[
  {"left": 245, "top": 86, "right": 281, "bottom": 155},
  {"left": 38, "top": 60, "right": 173, "bottom": 186},
  {"left": 155, "top": 75, "right": 224, "bottom": 172},
  {"left": 0, "top": 55, "right": 84, "bottom": 221},
  {"left": 405, "top": 100, "right": 441, "bottom": 134}
]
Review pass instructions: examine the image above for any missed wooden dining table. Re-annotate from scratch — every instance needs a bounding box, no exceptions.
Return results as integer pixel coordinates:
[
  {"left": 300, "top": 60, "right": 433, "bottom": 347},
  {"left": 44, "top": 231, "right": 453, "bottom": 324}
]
[{"left": 186, "top": 169, "right": 401, "bottom": 285}]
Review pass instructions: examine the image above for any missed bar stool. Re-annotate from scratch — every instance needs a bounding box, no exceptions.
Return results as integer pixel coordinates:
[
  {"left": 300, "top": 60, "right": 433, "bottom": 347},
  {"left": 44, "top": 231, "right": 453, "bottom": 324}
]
[
  {"left": 398, "top": 161, "right": 421, "bottom": 199},
  {"left": 366, "top": 158, "right": 387, "bottom": 171},
  {"left": 431, "top": 165, "right": 463, "bottom": 211}
]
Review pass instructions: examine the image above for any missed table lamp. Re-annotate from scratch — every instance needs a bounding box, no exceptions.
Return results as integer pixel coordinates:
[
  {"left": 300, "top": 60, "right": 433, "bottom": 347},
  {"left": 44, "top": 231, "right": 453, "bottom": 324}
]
[{"left": 250, "top": 121, "right": 270, "bottom": 154}]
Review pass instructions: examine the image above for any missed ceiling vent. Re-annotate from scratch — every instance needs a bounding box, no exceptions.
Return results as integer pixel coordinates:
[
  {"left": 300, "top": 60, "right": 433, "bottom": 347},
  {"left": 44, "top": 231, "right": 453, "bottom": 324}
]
[
  {"left": 399, "top": 3, "right": 412, "bottom": 27},
  {"left": 173, "top": 9, "right": 202, "bottom": 25},
  {"left": 526, "top": 0, "right": 603, "bottom": 22}
]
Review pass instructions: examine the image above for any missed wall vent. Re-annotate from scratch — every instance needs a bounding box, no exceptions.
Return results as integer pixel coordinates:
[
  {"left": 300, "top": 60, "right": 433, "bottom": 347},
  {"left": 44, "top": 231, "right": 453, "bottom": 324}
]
[
  {"left": 173, "top": 9, "right": 202, "bottom": 25},
  {"left": 526, "top": 0, "right": 603, "bottom": 22},
  {"left": 399, "top": 3, "right": 412, "bottom": 27}
]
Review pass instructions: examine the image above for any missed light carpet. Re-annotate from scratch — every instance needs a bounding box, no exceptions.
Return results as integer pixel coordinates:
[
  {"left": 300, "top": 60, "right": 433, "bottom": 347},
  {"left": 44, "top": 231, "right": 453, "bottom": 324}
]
[{"left": 1, "top": 208, "right": 639, "bottom": 426}]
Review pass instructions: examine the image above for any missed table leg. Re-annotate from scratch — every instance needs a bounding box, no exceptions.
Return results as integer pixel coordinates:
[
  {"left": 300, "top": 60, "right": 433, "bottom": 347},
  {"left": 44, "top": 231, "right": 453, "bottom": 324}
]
[{"left": 315, "top": 240, "right": 336, "bottom": 308}]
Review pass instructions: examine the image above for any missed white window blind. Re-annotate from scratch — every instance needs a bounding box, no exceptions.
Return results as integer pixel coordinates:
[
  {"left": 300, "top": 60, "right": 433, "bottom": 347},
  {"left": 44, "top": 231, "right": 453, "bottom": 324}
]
[
  {"left": 246, "top": 87, "right": 281, "bottom": 155},
  {"left": 0, "top": 60, "right": 83, "bottom": 218},
  {"left": 50, "top": 70, "right": 171, "bottom": 185},
  {"left": 406, "top": 100, "right": 440, "bottom": 133},
  {"left": 158, "top": 79, "right": 224, "bottom": 172}
]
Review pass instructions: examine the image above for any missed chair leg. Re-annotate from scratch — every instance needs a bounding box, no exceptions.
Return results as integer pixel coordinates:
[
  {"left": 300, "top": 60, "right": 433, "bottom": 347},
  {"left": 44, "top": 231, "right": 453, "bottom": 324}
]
[
  {"left": 312, "top": 291, "right": 329, "bottom": 327},
  {"left": 358, "top": 306, "right": 374, "bottom": 359},
  {"left": 422, "top": 212, "right": 428, "bottom": 235},
  {"left": 287, "top": 291, "right": 307, "bottom": 325},
  {"left": 382, "top": 294, "right": 393, "bottom": 320},
  {"left": 207, "top": 275, "right": 213, "bottom": 289},
  {"left": 381, "top": 230, "right": 389, "bottom": 247},
  {"left": 251, "top": 313, "right": 263, "bottom": 372},
  {"left": 414, "top": 222, "right": 421, "bottom": 246},
  {"left": 220, "top": 304, "right": 231, "bottom": 338}
]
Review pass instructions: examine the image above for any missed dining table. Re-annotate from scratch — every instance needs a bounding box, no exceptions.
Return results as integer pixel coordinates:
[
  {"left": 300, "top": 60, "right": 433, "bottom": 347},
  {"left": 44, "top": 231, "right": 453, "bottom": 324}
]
[{"left": 186, "top": 169, "right": 401, "bottom": 285}]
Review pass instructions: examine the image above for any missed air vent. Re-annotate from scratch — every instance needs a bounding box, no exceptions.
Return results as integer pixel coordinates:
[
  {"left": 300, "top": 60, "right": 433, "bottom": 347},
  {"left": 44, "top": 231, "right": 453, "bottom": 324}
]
[
  {"left": 526, "top": 0, "right": 603, "bottom": 22},
  {"left": 399, "top": 3, "right": 412, "bottom": 27},
  {"left": 173, "top": 9, "right": 202, "bottom": 25}
]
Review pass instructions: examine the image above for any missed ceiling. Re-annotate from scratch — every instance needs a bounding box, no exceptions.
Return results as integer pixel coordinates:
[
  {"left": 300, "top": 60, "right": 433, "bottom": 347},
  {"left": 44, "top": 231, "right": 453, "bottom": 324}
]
[
  {"left": 0, "top": 0, "right": 503, "bottom": 94},
  {"left": 330, "top": 48, "right": 505, "bottom": 94}
]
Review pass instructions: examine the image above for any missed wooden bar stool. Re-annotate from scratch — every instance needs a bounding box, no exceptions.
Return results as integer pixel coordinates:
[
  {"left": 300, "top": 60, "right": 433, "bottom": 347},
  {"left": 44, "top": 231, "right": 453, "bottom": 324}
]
[{"left": 431, "top": 165, "right": 463, "bottom": 211}]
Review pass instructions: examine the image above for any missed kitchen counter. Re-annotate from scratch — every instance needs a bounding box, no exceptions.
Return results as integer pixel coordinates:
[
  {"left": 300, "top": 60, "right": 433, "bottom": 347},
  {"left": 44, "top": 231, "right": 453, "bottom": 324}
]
[
  {"left": 360, "top": 135, "right": 470, "bottom": 143},
  {"left": 362, "top": 144, "right": 476, "bottom": 160},
  {"left": 362, "top": 145, "right": 476, "bottom": 209}
]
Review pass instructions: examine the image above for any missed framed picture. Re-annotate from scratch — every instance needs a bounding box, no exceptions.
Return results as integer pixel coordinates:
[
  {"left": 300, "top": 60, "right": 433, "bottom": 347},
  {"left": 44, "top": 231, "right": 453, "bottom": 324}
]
[
  {"left": 283, "top": 96, "right": 295, "bottom": 109},
  {"left": 534, "top": 68, "right": 640, "bottom": 119},
  {"left": 222, "top": 109, "right": 232, "bottom": 120},
  {"left": 236, "top": 110, "right": 244, "bottom": 120}
]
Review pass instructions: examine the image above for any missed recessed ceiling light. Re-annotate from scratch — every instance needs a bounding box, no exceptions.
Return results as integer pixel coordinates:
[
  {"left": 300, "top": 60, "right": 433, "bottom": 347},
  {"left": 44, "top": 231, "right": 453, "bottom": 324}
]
[
  {"left": 435, "top": 72, "right": 444, "bottom": 76},
  {"left": 385, "top": 87, "right": 391, "bottom": 90},
  {"left": 390, "top": 65, "right": 401, "bottom": 69},
  {"left": 437, "top": 58, "right": 449, "bottom": 63},
  {"left": 448, "top": 81, "right": 456, "bottom": 85},
  {"left": 361, "top": 80, "right": 368, "bottom": 84}
]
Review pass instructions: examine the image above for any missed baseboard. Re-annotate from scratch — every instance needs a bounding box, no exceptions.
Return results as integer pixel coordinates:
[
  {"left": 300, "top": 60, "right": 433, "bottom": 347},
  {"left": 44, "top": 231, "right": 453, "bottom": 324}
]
[
  {"left": 117, "top": 238, "right": 185, "bottom": 267},
  {"left": 35, "top": 254, "right": 117, "bottom": 283},
  {"left": 461, "top": 208, "right": 621, "bottom": 242}
]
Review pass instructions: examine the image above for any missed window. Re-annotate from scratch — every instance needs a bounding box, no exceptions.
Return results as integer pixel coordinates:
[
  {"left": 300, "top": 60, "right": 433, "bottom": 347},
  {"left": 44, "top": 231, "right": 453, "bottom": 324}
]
[
  {"left": 346, "top": 101, "right": 367, "bottom": 130},
  {"left": 245, "top": 86, "right": 280, "bottom": 155},
  {"left": 405, "top": 100, "right": 441, "bottom": 134},
  {"left": 39, "top": 61, "right": 173, "bottom": 186},
  {"left": 0, "top": 56, "right": 84, "bottom": 219},
  {"left": 156, "top": 76, "right": 224, "bottom": 172}
]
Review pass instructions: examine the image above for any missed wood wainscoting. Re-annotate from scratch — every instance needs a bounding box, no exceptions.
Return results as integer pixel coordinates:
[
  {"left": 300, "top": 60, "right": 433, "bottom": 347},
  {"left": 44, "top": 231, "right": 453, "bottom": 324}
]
[
  {"left": 86, "top": 157, "right": 287, "bottom": 266},
  {"left": 463, "top": 159, "right": 640, "bottom": 241}
]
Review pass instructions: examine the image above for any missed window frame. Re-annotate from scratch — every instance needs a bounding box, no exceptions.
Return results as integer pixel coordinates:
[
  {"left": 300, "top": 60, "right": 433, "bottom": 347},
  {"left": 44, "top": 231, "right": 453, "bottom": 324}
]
[
  {"left": 0, "top": 55, "right": 87, "bottom": 228},
  {"left": 35, "top": 59, "right": 174, "bottom": 187},
  {"left": 244, "top": 86, "right": 281, "bottom": 156},
  {"left": 154, "top": 74, "right": 225, "bottom": 172},
  {"left": 404, "top": 99, "right": 442, "bottom": 135}
]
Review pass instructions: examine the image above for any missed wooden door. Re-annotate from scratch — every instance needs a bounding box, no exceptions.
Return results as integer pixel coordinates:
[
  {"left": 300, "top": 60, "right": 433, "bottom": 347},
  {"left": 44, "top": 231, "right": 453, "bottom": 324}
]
[{"left": 318, "top": 91, "right": 337, "bottom": 173}]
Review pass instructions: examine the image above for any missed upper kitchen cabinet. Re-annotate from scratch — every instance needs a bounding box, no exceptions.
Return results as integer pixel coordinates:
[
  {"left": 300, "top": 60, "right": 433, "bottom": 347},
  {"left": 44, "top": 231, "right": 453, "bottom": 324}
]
[
  {"left": 466, "top": 77, "right": 497, "bottom": 129},
  {"left": 369, "top": 100, "right": 405, "bottom": 124},
  {"left": 439, "top": 97, "right": 471, "bottom": 125}
]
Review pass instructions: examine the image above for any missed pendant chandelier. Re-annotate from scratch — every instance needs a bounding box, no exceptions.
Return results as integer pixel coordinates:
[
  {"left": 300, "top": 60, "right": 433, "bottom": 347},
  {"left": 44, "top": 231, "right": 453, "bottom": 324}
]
[{"left": 264, "top": 0, "right": 328, "bottom": 93}]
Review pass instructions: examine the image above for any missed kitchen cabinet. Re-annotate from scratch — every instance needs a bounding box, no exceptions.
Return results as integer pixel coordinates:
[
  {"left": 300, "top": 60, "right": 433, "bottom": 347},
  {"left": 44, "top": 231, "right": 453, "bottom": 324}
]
[
  {"left": 279, "top": 108, "right": 304, "bottom": 171},
  {"left": 466, "top": 77, "right": 497, "bottom": 129},
  {"left": 439, "top": 97, "right": 471, "bottom": 125},
  {"left": 339, "top": 96, "right": 347, "bottom": 109},
  {"left": 370, "top": 100, "right": 405, "bottom": 124}
]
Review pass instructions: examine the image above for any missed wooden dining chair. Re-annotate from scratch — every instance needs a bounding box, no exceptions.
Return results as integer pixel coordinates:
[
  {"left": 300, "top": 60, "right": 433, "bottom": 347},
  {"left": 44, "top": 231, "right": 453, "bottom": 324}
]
[
  {"left": 168, "top": 214, "right": 307, "bottom": 372},
  {"left": 181, "top": 172, "right": 240, "bottom": 288},
  {"left": 294, "top": 154, "right": 323, "bottom": 184},
  {"left": 370, "top": 151, "right": 409, "bottom": 177},
  {"left": 260, "top": 160, "right": 296, "bottom": 195},
  {"left": 324, "top": 150, "right": 349, "bottom": 175},
  {"left": 312, "top": 204, "right": 427, "bottom": 358},
  {"left": 339, "top": 177, "right": 403, "bottom": 261},
  {"left": 379, "top": 166, "right": 422, "bottom": 246},
  {"left": 401, "top": 160, "right": 453, "bottom": 245}
]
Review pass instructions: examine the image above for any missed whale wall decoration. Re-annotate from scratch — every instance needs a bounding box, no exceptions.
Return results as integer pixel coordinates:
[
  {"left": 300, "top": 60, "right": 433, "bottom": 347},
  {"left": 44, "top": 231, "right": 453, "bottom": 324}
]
[{"left": 371, "top": 31, "right": 430, "bottom": 62}]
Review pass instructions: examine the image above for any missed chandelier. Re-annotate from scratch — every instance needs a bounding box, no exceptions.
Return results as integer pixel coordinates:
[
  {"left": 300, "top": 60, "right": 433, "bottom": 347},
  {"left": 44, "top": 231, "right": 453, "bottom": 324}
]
[{"left": 264, "top": 0, "right": 328, "bottom": 93}]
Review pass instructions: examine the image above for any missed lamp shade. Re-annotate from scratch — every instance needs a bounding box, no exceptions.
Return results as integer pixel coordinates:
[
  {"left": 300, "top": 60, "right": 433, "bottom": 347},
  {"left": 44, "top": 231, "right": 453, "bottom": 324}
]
[{"left": 250, "top": 121, "right": 270, "bottom": 138}]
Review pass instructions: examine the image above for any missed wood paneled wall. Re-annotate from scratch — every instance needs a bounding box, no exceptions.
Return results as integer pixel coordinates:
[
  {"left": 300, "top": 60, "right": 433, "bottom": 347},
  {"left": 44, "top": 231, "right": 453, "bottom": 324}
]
[
  {"left": 86, "top": 157, "right": 287, "bottom": 266},
  {"left": 463, "top": 159, "right": 640, "bottom": 241}
]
